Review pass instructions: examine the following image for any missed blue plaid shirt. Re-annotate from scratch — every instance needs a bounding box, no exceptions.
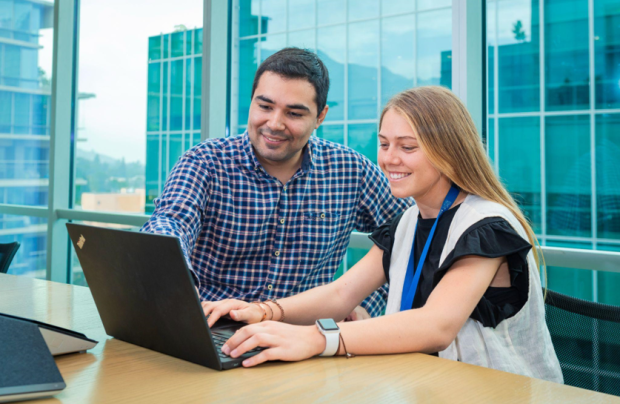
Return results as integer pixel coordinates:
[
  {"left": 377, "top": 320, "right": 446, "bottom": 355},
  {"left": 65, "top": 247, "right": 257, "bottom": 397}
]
[{"left": 141, "top": 132, "right": 411, "bottom": 317}]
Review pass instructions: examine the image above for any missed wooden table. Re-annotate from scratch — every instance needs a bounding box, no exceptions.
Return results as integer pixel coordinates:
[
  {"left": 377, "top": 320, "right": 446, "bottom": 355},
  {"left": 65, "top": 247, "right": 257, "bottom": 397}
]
[{"left": 1, "top": 273, "right": 618, "bottom": 404}]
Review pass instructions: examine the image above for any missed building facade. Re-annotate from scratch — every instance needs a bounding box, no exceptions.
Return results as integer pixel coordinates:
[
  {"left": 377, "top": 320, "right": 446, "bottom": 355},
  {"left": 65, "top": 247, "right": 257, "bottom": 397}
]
[{"left": 0, "top": 0, "right": 53, "bottom": 277}]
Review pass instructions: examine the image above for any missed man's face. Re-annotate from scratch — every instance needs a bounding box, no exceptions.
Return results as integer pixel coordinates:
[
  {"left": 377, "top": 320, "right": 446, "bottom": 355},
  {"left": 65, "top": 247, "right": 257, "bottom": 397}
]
[{"left": 247, "top": 71, "right": 328, "bottom": 167}]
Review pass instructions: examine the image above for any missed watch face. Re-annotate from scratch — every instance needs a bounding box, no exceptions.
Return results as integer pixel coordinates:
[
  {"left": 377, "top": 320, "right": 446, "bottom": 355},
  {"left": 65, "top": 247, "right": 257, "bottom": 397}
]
[{"left": 318, "top": 318, "right": 339, "bottom": 331}]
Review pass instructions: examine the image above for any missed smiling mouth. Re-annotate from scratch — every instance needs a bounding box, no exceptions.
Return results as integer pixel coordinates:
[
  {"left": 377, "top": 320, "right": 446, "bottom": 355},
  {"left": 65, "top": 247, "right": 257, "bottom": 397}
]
[
  {"left": 261, "top": 132, "right": 287, "bottom": 144},
  {"left": 388, "top": 172, "right": 411, "bottom": 181}
]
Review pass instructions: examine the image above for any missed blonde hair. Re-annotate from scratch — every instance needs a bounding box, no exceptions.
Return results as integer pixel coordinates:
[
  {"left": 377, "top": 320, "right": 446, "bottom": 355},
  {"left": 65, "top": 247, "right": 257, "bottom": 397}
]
[{"left": 381, "top": 86, "right": 545, "bottom": 277}]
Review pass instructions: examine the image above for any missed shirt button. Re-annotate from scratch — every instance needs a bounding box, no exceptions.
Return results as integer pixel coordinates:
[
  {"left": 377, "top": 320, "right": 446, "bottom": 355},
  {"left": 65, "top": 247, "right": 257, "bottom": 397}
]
[
  {"left": 279, "top": 218, "right": 285, "bottom": 224},
  {"left": 274, "top": 250, "right": 280, "bottom": 257},
  {"left": 320, "top": 213, "right": 326, "bottom": 219},
  {"left": 283, "top": 185, "right": 287, "bottom": 192},
  {"left": 267, "top": 284, "right": 273, "bottom": 290}
]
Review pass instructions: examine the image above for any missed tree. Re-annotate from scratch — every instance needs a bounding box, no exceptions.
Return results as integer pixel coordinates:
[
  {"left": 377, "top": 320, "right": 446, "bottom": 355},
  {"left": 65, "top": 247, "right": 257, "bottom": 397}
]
[{"left": 512, "top": 20, "right": 526, "bottom": 42}]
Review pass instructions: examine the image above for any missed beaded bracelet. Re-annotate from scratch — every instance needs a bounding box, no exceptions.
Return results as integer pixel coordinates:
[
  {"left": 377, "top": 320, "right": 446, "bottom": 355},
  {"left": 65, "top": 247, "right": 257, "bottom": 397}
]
[
  {"left": 251, "top": 302, "right": 267, "bottom": 322},
  {"left": 266, "top": 298, "right": 285, "bottom": 322}
]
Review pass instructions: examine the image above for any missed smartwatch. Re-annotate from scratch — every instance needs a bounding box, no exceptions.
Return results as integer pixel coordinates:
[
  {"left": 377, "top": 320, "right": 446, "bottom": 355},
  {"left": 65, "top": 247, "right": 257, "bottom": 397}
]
[{"left": 315, "top": 318, "right": 340, "bottom": 357}]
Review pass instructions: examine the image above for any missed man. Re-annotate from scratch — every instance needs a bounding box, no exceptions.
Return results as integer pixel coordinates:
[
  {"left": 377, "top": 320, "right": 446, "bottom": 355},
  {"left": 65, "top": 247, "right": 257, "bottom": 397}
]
[{"left": 142, "top": 48, "right": 410, "bottom": 318}]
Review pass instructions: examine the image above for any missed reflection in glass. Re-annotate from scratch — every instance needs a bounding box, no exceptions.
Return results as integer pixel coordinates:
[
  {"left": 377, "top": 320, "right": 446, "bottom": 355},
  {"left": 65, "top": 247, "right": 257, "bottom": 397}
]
[
  {"left": 0, "top": 214, "right": 47, "bottom": 279},
  {"left": 417, "top": 8, "right": 452, "bottom": 88},
  {"left": 487, "top": 0, "right": 495, "bottom": 115},
  {"left": 348, "top": 123, "right": 377, "bottom": 164},
  {"left": 239, "top": 0, "right": 260, "bottom": 37},
  {"left": 348, "top": 20, "right": 379, "bottom": 120},
  {"left": 598, "top": 245, "right": 620, "bottom": 306},
  {"left": 287, "top": 29, "right": 315, "bottom": 51},
  {"left": 316, "top": 124, "right": 344, "bottom": 145},
  {"left": 418, "top": 0, "right": 451, "bottom": 10},
  {"left": 260, "top": 33, "right": 286, "bottom": 62},
  {"left": 596, "top": 114, "right": 620, "bottom": 240},
  {"left": 594, "top": 0, "right": 620, "bottom": 109},
  {"left": 317, "top": 0, "right": 345, "bottom": 26},
  {"left": 381, "top": 14, "right": 414, "bottom": 108},
  {"left": 261, "top": 0, "right": 287, "bottom": 34},
  {"left": 382, "top": 0, "right": 415, "bottom": 16},
  {"left": 318, "top": 25, "right": 345, "bottom": 121},
  {"left": 288, "top": 0, "right": 315, "bottom": 31},
  {"left": 546, "top": 242, "right": 594, "bottom": 301},
  {"left": 170, "top": 60, "right": 184, "bottom": 131},
  {"left": 238, "top": 38, "right": 258, "bottom": 126},
  {"left": 348, "top": 0, "right": 379, "bottom": 21},
  {"left": 545, "top": 0, "right": 589, "bottom": 111},
  {"left": 498, "top": 117, "right": 541, "bottom": 233},
  {"left": 497, "top": 0, "right": 540, "bottom": 113},
  {"left": 488, "top": 118, "right": 495, "bottom": 163},
  {"left": 546, "top": 115, "right": 591, "bottom": 237}
]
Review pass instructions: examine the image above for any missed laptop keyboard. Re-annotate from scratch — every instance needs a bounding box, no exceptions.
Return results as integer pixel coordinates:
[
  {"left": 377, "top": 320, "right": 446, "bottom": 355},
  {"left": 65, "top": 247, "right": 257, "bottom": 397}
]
[{"left": 211, "top": 329, "right": 263, "bottom": 359}]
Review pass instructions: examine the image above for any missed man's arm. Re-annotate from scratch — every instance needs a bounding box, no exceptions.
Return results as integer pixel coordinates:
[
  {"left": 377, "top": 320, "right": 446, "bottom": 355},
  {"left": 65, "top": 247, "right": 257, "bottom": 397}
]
[
  {"left": 354, "top": 156, "right": 413, "bottom": 317},
  {"left": 141, "top": 151, "right": 212, "bottom": 289}
]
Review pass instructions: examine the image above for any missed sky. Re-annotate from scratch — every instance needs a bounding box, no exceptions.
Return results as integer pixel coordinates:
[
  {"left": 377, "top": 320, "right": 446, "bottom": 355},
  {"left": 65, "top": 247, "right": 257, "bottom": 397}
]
[{"left": 40, "top": 0, "right": 203, "bottom": 165}]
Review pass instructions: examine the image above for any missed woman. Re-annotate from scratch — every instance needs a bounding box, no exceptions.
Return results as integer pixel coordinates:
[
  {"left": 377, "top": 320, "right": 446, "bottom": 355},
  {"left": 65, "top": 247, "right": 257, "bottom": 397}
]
[{"left": 202, "top": 86, "right": 563, "bottom": 383}]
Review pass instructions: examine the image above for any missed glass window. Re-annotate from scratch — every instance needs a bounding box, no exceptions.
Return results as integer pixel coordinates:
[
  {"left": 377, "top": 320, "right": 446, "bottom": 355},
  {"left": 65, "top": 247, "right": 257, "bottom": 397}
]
[
  {"left": 318, "top": 25, "right": 345, "bottom": 121},
  {"left": 171, "top": 31, "right": 184, "bottom": 58},
  {"left": 498, "top": 116, "right": 541, "bottom": 233},
  {"left": 594, "top": 0, "right": 620, "bottom": 110},
  {"left": 170, "top": 59, "right": 184, "bottom": 131},
  {"left": 348, "top": 123, "right": 377, "bottom": 164},
  {"left": 418, "top": 0, "right": 451, "bottom": 10},
  {"left": 417, "top": 8, "right": 452, "bottom": 88},
  {"left": 545, "top": 0, "right": 589, "bottom": 111},
  {"left": 546, "top": 115, "right": 591, "bottom": 237},
  {"left": 260, "top": 33, "right": 286, "bottom": 62},
  {"left": 239, "top": 0, "right": 260, "bottom": 37},
  {"left": 348, "top": 0, "right": 378, "bottom": 22},
  {"left": 237, "top": 38, "right": 258, "bottom": 127},
  {"left": 382, "top": 0, "right": 415, "bottom": 16},
  {"left": 381, "top": 14, "right": 414, "bottom": 107},
  {"left": 0, "top": 214, "right": 47, "bottom": 279},
  {"left": 288, "top": 0, "right": 315, "bottom": 31},
  {"left": 317, "top": 0, "right": 345, "bottom": 26},
  {"left": 496, "top": 0, "right": 540, "bottom": 113},
  {"left": 287, "top": 29, "right": 315, "bottom": 50},
  {"left": 316, "top": 124, "right": 344, "bottom": 144},
  {"left": 74, "top": 0, "right": 202, "bottom": 215},
  {"left": 148, "top": 36, "right": 161, "bottom": 61},
  {"left": 261, "top": 0, "right": 287, "bottom": 34},
  {"left": 348, "top": 20, "right": 379, "bottom": 120},
  {"left": 596, "top": 114, "right": 620, "bottom": 240}
]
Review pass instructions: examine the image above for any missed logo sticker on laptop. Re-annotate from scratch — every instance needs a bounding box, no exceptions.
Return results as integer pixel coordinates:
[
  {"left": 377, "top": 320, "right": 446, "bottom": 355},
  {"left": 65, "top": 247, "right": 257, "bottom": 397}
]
[{"left": 77, "top": 235, "right": 86, "bottom": 249}]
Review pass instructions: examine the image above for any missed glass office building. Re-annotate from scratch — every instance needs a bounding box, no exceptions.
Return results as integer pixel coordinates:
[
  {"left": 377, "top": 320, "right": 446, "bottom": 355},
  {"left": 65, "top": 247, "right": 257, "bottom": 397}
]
[
  {"left": 145, "top": 28, "right": 204, "bottom": 213},
  {"left": 0, "top": 0, "right": 53, "bottom": 277},
  {"left": 487, "top": 0, "right": 620, "bottom": 305}
]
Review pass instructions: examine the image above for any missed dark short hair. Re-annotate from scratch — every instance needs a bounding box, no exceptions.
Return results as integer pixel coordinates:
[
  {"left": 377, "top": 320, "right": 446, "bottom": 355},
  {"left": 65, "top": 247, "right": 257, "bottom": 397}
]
[{"left": 251, "top": 47, "right": 330, "bottom": 116}]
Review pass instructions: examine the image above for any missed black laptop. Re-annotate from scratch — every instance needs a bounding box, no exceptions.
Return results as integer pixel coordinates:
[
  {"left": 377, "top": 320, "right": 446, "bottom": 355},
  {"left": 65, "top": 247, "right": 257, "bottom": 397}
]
[{"left": 66, "top": 223, "right": 261, "bottom": 370}]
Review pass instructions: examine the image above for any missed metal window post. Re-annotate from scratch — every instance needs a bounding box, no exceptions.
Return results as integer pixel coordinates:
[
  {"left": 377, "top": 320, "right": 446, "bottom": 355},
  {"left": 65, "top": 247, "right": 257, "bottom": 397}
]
[
  {"left": 451, "top": 0, "right": 485, "bottom": 136},
  {"left": 47, "top": 0, "right": 79, "bottom": 282},
  {"left": 203, "top": 0, "right": 230, "bottom": 139}
]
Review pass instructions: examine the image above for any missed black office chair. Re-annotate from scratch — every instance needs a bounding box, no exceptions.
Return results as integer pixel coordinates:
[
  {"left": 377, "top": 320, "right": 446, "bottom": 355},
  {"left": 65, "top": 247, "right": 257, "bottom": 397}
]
[
  {"left": 0, "top": 242, "right": 20, "bottom": 274},
  {"left": 544, "top": 288, "right": 620, "bottom": 396}
]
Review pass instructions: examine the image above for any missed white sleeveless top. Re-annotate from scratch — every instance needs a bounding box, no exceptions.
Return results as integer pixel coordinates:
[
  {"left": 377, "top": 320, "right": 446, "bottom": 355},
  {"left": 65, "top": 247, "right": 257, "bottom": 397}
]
[{"left": 385, "top": 195, "right": 563, "bottom": 383}]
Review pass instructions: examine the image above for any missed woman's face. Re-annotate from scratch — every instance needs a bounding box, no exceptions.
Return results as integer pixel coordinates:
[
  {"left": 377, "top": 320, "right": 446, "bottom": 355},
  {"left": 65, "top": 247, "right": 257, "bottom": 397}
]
[{"left": 378, "top": 108, "right": 444, "bottom": 200}]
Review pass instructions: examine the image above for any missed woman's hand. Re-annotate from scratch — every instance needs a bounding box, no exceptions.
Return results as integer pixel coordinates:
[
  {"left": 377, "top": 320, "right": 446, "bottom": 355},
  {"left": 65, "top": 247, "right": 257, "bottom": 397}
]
[
  {"left": 222, "top": 321, "right": 326, "bottom": 367},
  {"left": 201, "top": 299, "right": 265, "bottom": 328}
]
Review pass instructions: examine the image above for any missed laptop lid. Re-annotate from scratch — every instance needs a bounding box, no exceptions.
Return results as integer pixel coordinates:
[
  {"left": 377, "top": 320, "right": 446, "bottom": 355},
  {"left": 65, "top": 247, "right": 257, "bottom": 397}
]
[{"left": 66, "top": 223, "right": 249, "bottom": 371}]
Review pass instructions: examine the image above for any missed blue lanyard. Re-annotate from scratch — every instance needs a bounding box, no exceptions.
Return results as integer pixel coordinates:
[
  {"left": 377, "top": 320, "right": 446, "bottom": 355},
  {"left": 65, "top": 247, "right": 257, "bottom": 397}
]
[{"left": 399, "top": 184, "right": 460, "bottom": 311}]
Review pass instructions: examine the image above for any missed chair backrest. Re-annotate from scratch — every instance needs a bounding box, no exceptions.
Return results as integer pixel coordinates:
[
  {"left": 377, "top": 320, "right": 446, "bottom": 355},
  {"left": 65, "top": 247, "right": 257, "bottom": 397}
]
[
  {"left": 544, "top": 288, "right": 620, "bottom": 396},
  {"left": 0, "top": 242, "right": 20, "bottom": 274}
]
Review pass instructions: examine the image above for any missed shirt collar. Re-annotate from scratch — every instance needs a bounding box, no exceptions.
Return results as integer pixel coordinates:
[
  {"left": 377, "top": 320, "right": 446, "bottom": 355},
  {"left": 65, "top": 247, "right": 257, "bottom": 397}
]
[{"left": 240, "top": 131, "right": 315, "bottom": 176}]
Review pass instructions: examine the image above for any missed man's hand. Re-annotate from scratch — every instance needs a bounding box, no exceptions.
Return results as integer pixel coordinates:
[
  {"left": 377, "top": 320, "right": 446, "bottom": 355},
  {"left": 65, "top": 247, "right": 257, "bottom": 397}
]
[{"left": 344, "top": 305, "right": 371, "bottom": 322}]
